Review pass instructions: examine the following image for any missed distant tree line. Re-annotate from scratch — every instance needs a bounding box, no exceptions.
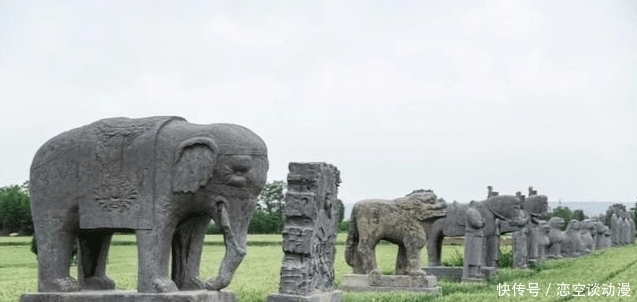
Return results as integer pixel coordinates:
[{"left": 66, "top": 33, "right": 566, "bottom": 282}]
[
  {"left": 0, "top": 182, "right": 33, "bottom": 235},
  {"left": 541, "top": 201, "right": 637, "bottom": 230}
]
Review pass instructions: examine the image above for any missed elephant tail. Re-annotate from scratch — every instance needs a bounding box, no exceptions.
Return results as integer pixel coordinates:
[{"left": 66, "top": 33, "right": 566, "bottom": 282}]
[{"left": 344, "top": 206, "right": 359, "bottom": 267}]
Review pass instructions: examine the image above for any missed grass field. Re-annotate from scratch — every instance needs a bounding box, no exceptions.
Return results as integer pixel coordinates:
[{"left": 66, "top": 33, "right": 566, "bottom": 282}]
[{"left": 1, "top": 234, "right": 636, "bottom": 301}]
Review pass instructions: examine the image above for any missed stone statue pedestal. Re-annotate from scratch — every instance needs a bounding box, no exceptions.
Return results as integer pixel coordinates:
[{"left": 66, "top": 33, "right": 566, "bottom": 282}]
[
  {"left": 340, "top": 274, "right": 440, "bottom": 293},
  {"left": 20, "top": 290, "right": 236, "bottom": 302},
  {"left": 423, "top": 266, "right": 496, "bottom": 282},
  {"left": 266, "top": 291, "right": 343, "bottom": 302}
]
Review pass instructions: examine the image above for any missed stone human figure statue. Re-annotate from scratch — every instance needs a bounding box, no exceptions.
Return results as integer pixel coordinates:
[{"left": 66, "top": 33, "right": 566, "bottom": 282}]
[
  {"left": 602, "top": 226, "right": 612, "bottom": 248},
  {"left": 622, "top": 211, "right": 632, "bottom": 245},
  {"left": 463, "top": 202, "right": 486, "bottom": 281},
  {"left": 487, "top": 186, "right": 499, "bottom": 199},
  {"left": 537, "top": 220, "right": 551, "bottom": 260},
  {"left": 512, "top": 209, "right": 530, "bottom": 268},
  {"left": 628, "top": 210, "right": 636, "bottom": 244},
  {"left": 611, "top": 213, "right": 621, "bottom": 246},
  {"left": 484, "top": 218, "right": 500, "bottom": 268},
  {"left": 579, "top": 219, "right": 594, "bottom": 254}
]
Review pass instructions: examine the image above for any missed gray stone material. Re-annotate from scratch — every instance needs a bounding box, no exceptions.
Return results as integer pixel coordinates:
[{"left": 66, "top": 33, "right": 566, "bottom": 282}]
[
  {"left": 463, "top": 203, "right": 485, "bottom": 280},
  {"left": 426, "top": 195, "right": 525, "bottom": 267},
  {"left": 512, "top": 209, "right": 530, "bottom": 268},
  {"left": 611, "top": 213, "right": 621, "bottom": 246},
  {"left": 268, "top": 163, "right": 342, "bottom": 302},
  {"left": 20, "top": 290, "right": 236, "bottom": 302},
  {"left": 26, "top": 116, "right": 268, "bottom": 294},
  {"left": 340, "top": 274, "right": 439, "bottom": 293},
  {"left": 546, "top": 217, "right": 565, "bottom": 258},
  {"left": 267, "top": 292, "right": 343, "bottom": 302},
  {"left": 561, "top": 220, "right": 583, "bottom": 257},
  {"left": 345, "top": 189, "right": 446, "bottom": 276},
  {"left": 537, "top": 220, "right": 550, "bottom": 260},
  {"left": 628, "top": 210, "right": 637, "bottom": 244},
  {"left": 423, "top": 266, "right": 496, "bottom": 282},
  {"left": 579, "top": 219, "right": 594, "bottom": 254}
]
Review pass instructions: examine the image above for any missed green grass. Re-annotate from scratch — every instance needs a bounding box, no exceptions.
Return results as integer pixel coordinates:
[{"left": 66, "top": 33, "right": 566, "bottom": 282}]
[{"left": 1, "top": 235, "right": 637, "bottom": 302}]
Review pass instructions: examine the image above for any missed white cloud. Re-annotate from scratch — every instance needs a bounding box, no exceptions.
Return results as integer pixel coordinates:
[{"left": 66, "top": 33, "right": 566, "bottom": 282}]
[{"left": 209, "top": 15, "right": 296, "bottom": 47}]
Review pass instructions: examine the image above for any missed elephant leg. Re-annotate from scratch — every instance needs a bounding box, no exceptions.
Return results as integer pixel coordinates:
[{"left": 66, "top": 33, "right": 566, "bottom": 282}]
[
  {"left": 395, "top": 244, "right": 408, "bottom": 275},
  {"left": 172, "top": 216, "right": 210, "bottom": 290},
  {"left": 357, "top": 238, "right": 378, "bottom": 274},
  {"left": 77, "top": 230, "right": 115, "bottom": 290},
  {"left": 35, "top": 209, "right": 80, "bottom": 292},
  {"left": 136, "top": 226, "right": 178, "bottom": 293},
  {"left": 426, "top": 218, "right": 445, "bottom": 267}
]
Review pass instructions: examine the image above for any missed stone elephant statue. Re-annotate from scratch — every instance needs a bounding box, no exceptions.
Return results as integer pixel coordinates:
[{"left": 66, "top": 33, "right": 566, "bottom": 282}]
[
  {"left": 345, "top": 189, "right": 447, "bottom": 276},
  {"left": 29, "top": 116, "right": 268, "bottom": 293},
  {"left": 426, "top": 195, "right": 526, "bottom": 267}
]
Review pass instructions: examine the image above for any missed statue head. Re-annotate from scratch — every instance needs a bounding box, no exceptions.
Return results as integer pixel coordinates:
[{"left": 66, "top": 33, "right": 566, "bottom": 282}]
[{"left": 548, "top": 217, "right": 565, "bottom": 230}]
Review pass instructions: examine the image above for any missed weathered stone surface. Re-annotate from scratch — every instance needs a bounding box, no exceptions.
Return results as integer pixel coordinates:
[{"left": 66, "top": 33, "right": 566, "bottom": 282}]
[
  {"left": 270, "top": 163, "right": 342, "bottom": 302},
  {"left": 537, "top": 220, "right": 551, "bottom": 260},
  {"left": 547, "top": 217, "right": 565, "bottom": 258},
  {"left": 20, "top": 290, "right": 236, "bottom": 302},
  {"left": 267, "top": 291, "right": 343, "bottom": 302},
  {"left": 561, "top": 220, "right": 583, "bottom": 257},
  {"left": 463, "top": 203, "right": 485, "bottom": 280},
  {"left": 345, "top": 189, "right": 446, "bottom": 276},
  {"left": 423, "top": 267, "right": 496, "bottom": 282},
  {"left": 27, "top": 116, "right": 269, "bottom": 294},
  {"left": 426, "top": 195, "right": 525, "bottom": 267},
  {"left": 340, "top": 274, "right": 439, "bottom": 293},
  {"left": 579, "top": 219, "right": 595, "bottom": 254},
  {"left": 611, "top": 213, "right": 621, "bottom": 246}
]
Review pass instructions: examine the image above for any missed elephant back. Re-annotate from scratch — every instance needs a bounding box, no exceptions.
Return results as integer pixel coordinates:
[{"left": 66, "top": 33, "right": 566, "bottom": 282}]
[
  {"left": 442, "top": 201, "right": 469, "bottom": 236},
  {"left": 77, "top": 116, "right": 186, "bottom": 229}
]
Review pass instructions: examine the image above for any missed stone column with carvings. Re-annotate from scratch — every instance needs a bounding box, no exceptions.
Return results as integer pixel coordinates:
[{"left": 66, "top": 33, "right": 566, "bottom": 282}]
[{"left": 267, "top": 162, "right": 343, "bottom": 302}]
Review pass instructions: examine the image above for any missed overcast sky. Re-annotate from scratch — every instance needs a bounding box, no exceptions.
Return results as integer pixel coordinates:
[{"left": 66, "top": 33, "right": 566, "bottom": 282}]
[{"left": 1, "top": 1, "right": 635, "bottom": 206}]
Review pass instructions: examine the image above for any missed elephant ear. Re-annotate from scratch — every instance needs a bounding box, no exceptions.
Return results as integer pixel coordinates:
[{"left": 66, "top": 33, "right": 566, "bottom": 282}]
[{"left": 172, "top": 137, "right": 219, "bottom": 194}]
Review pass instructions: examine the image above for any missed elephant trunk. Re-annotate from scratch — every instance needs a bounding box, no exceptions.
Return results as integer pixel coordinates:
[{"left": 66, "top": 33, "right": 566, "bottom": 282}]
[{"left": 206, "top": 197, "right": 250, "bottom": 290}]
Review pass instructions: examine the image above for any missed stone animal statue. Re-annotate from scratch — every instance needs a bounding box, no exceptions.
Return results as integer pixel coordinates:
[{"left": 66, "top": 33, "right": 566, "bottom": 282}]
[
  {"left": 546, "top": 217, "right": 566, "bottom": 259},
  {"left": 561, "top": 220, "right": 583, "bottom": 257},
  {"left": 345, "top": 189, "right": 447, "bottom": 276},
  {"left": 537, "top": 220, "right": 551, "bottom": 260},
  {"left": 426, "top": 195, "right": 525, "bottom": 267},
  {"left": 579, "top": 219, "right": 595, "bottom": 254},
  {"left": 494, "top": 193, "right": 548, "bottom": 267},
  {"left": 29, "top": 116, "right": 269, "bottom": 293}
]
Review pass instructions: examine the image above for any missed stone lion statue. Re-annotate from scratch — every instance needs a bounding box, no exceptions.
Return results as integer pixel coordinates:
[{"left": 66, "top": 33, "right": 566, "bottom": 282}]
[
  {"left": 547, "top": 217, "right": 566, "bottom": 259},
  {"left": 561, "top": 220, "right": 583, "bottom": 257},
  {"left": 345, "top": 189, "right": 447, "bottom": 276}
]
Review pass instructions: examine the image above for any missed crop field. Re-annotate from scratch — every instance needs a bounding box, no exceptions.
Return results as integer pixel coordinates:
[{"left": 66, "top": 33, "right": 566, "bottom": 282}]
[{"left": 1, "top": 235, "right": 636, "bottom": 302}]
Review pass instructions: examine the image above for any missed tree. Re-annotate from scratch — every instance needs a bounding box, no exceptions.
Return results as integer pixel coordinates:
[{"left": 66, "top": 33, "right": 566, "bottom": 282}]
[
  {"left": 0, "top": 182, "right": 32, "bottom": 235},
  {"left": 572, "top": 209, "right": 587, "bottom": 221},
  {"left": 543, "top": 206, "right": 574, "bottom": 228},
  {"left": 248, "top": 180, "right": 287, "bottom": 234}
]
